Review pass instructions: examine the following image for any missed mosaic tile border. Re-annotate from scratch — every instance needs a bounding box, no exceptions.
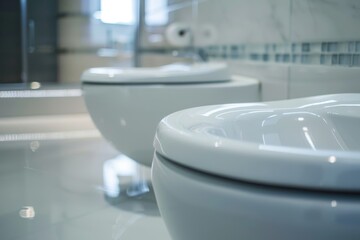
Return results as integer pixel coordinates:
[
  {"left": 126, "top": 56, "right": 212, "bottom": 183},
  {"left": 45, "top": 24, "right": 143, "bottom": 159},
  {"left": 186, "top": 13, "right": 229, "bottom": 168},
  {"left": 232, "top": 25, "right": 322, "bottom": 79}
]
[{"left": 203, "top": 41, "right": 360, "bottom": 67}]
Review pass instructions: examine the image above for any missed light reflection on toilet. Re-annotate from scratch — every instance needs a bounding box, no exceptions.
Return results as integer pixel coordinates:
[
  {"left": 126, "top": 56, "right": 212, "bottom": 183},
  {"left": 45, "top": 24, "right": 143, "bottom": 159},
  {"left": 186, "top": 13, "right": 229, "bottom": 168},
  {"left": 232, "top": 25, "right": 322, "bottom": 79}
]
[{"left": 103, "top": 154, "right": 149, "bottom": 199}]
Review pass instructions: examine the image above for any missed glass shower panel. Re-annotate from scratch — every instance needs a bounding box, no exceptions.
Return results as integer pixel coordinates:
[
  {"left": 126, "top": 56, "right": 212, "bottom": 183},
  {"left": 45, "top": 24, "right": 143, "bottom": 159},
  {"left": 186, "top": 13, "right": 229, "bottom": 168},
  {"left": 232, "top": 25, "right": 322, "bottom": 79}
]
[
  {"left": 0, "top": 0, "right": 57, "bottom": 85},
  {"left": 26, "top": 0, "right": 58, "bottom": 83},
  {"left": 0, "top": 1, "right": 22, "bottom": 84}
]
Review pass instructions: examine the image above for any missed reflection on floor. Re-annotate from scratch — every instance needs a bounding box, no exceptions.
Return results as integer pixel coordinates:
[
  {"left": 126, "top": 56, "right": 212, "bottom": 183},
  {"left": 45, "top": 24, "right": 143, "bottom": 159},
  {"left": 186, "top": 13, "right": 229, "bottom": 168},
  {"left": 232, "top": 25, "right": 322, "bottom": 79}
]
[
  {"left": 0, "top": 115, "right": 170, "bottom": 240},
  {"left": 103, "top": 155, "right": 160, "bottom": 217}
]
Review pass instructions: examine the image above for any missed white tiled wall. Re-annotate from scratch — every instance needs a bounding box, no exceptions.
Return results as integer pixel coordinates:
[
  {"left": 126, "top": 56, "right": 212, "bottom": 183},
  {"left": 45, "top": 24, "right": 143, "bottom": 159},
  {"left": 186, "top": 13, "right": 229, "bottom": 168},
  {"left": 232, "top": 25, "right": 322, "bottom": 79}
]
[
  {"left": 188, "top": 0, "right": 290, "bottom": 100},
  {"left": 291, "top": 0, "right": 360, "bottom": 42},
  {"left": 289, "top": 66, "right": 360, "bottom": 98},
  {"left": 196, "top": 0, "right": 290, "bottom": 45},
  {"left": 227, "top": 61, "right": 289, "bottom": 101},
  {"left": 287, "top": 0, "right": 360, "bottom": 98},
  {"left": 179, "top": 0, "right": 360, "bottom": 100}
]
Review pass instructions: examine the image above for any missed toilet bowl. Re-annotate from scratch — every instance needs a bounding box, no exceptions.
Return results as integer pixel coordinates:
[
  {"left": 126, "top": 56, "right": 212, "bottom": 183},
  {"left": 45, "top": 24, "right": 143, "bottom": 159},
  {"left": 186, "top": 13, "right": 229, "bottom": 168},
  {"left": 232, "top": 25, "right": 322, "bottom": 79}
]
[
  {"left": 81, "top": 63, "right": 260, "bottom": 166},
  {"left": 152, "top": 94, "right": 360, "bottom": 240}
]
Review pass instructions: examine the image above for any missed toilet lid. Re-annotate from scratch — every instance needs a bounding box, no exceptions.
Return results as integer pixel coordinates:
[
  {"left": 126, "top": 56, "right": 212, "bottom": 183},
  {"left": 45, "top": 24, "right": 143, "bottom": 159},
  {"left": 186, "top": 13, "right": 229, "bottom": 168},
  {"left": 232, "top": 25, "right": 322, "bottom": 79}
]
[
  {"left": 81, "top": 63, "right": 230, "bottom": 84},
  {"left": 154, "top": 94, "right": 360, "bottom": 192}
]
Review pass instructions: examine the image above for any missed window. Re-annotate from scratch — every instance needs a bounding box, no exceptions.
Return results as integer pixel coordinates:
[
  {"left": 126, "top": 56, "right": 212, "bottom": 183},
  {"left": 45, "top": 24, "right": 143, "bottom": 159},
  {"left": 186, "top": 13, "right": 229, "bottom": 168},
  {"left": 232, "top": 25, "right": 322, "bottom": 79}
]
[
  {"left": 98, "top": 0, "right": 168, "bottom": 26},
  {"left": 100, "top": 0, "right": 135, "bottom": 25}
]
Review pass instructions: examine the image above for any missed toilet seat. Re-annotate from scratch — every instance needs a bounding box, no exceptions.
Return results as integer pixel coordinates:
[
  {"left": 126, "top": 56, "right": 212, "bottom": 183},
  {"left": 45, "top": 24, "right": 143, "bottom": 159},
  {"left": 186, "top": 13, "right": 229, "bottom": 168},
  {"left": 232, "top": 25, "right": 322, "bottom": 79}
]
[
  {"left": 154, "top": 94, "right": 360, "bottom": 192},
  {"left": 81, "top": 63, "right": 230, "bottom": 84}
]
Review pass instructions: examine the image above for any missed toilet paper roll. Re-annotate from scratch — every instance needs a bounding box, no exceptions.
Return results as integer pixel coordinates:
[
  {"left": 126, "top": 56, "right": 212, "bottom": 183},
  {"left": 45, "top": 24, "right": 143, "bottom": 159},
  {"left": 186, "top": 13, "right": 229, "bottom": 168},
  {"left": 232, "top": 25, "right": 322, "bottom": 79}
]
[{"left": 165, "top": 23, "right": 192, "bottom": 47}]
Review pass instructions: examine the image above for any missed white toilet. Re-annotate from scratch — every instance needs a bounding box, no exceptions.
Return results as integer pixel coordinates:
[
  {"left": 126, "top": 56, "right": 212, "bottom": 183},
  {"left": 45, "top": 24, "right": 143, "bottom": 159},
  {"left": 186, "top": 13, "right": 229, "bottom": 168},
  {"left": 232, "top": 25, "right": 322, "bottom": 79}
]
[
  {"left": 81, "top": 63, "right": 260, "bottom": 166},
  {"left": 152, "top": 94, "right": 360, "bottom": 240}
]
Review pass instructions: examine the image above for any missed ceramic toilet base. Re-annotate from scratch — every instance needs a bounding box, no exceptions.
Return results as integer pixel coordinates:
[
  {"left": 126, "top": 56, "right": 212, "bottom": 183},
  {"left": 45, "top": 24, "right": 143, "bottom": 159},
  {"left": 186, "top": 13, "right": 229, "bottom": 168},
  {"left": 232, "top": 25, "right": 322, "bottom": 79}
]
[
  {"left": 152, "top": 153, "right": 360, "bottom": 240},
  {"left": 83, "top": 75, "right": 259, "bottom": 167}
]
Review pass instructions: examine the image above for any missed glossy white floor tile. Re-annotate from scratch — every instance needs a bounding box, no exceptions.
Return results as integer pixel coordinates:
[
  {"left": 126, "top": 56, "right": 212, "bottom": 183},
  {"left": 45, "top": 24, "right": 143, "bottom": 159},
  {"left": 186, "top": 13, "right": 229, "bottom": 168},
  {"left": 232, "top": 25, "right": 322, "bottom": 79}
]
[{"left": 0, "top": 114, "right": 170, "bottom": 240}]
